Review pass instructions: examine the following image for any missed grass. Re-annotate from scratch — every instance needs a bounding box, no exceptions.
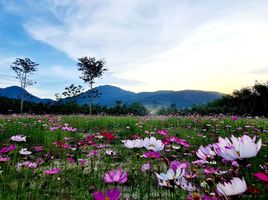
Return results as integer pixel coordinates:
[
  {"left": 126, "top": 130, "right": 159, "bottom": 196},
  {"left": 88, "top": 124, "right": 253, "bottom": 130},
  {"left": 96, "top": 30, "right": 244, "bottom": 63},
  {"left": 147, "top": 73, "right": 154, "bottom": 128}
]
[{"left": 0, "top": 114, "right": 267, "bottom": 199}]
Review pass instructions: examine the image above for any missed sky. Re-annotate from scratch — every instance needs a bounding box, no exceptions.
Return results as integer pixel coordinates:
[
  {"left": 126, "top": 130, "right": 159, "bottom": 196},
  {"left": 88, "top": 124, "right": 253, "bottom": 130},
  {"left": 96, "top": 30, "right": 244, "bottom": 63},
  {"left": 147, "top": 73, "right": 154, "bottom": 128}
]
[{"left": 0, "top": 0, "right": 268, "bottom": 99}]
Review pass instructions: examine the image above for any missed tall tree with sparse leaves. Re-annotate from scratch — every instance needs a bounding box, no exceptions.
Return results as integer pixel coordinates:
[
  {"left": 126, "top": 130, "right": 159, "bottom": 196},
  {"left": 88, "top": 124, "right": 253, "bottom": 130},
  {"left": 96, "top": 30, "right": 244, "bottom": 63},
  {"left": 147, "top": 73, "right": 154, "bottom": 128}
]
[
  {"left": 10, "top": 58, "right": 38, "bottom": 114},
  {"left": 77, "top": 56, "right": 108, "bottom": 114}
]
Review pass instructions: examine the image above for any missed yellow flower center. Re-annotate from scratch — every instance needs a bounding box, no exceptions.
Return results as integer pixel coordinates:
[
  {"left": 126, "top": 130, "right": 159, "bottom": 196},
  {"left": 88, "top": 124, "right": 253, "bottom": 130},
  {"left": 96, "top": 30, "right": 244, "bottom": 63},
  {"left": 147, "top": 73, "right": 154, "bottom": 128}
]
[
  {"left": 149, "top": 144, "right": 155, "bottom": 148},
  {"left": 104, "top": 197, "right": 110, "bottom": 200}
]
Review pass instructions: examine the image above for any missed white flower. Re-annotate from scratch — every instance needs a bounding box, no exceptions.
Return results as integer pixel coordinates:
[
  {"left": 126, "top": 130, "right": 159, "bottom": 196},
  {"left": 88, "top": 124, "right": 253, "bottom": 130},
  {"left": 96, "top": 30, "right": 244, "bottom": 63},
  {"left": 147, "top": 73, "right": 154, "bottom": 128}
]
[
  {"left": 105, "top": 149, "right": 117, "bottom": 156},
  {"left": 122, "top": 139, "right": 144, "bottom": 148},
  {"left": 196, "top": 145, "right": 216, "bottom": 161},
  {"left": 213, "top": 135, "right": 262, "bottom": 161},
  {"left": 155, "top": 168, "right": 185, "bottom": 187},
  {"left": 10, "top": 135, "right": 26, "bottom": 142},
  {"left": 179, "top": 177, "right": 196, "bottom": 192},
  {"left": 143, "top": 137, "right": 164, "bottom": 152},
  {"left": 19, "top": 148, "right": 32, "bottom": 155},
  {"left": 217, "top": 177, "right": 247, "bottom": 196}
]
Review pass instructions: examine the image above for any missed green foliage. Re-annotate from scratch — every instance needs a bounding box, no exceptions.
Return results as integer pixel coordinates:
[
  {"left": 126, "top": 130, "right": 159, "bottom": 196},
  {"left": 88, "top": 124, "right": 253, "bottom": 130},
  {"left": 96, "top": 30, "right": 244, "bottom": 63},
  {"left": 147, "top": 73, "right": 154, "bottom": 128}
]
[{"left": 190, "top": 81, "right": 268, "bottom": 116}]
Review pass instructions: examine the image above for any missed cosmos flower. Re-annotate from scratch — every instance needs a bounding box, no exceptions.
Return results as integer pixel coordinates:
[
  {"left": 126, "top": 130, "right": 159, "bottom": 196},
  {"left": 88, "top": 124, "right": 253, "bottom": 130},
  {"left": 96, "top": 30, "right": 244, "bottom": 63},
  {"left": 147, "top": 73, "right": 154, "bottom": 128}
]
[
  {"left": 105, "top": 149, "right": 117, "bottom": 156},
  {"left": 10, "top": 135, "right": 26, "bottom": 142},
  {"left": 213, "top": 135, "right": 262, "bottom": 161},
  {"left": 45, "top": 168, "right": 61, "bottom": 175},
  {"left": 216, "top": 177, "right": 247, "bottom": 196},
  {"left": 196, "top": 145, "right": 216, "bottom": 161},
  {"left": 254, "top": 172, "right": 268, "bottom": 183},
  {"left": 143, "top": 151, "right": 160, "bottom": 158},
  {"left": 19, "top": 148, "right": 32, "bottom": 155},
  {"left": 155, "top": 168, "right": 185, "bottom": 187},
  {"left": 101, "top": 132, "right": 115, "bottom": 140},
  {"left": 104, "top": 168, "right": 128, "bottom": 184},
  {"left": 22, "top": 161, "right": 38, "bottom": 168},
  {"left": 231, "top": 115, "right": 239, "bottom": 121},
  {"left": 141, "top": 162, "right": 151, "bottom": 172},
  {"left": 0, "top": 156, "right": 11, "bottom": 162},
  {"left": 93, "top": 188, "right": 120, "bottom": 200},
  {"left": 157, "top": 129, "right": 168, "bottom": 135},
  {"left": 170, "top": 161, "right": 189, "bottom": 171},
  {"left": 34, "top": 146, "right": 43, "bottom": 152},
  {"left": 0, "top": 144, "right": 16, "bottom": 154},
  {"left": 122, "top": 139, "right": 144, "bottom": 148},
  {"left": 87, "top": 150, "right": 98, "bottom": 158},
  {"left": 143, "top": 137, "right": 164, "bottom": 151}
]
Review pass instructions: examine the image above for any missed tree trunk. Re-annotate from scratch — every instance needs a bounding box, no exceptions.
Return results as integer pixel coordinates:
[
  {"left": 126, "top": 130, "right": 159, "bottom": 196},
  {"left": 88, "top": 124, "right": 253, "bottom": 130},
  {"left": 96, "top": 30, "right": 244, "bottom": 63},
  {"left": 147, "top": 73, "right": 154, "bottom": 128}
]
[{"left": 89, "top": 83, "right": 92, "bottom": 115}]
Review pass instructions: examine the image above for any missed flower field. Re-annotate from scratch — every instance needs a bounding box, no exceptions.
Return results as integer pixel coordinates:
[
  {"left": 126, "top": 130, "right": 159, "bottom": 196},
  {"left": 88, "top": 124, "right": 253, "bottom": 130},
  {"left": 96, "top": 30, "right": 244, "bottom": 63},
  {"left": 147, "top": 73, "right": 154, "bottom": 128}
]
[{"left": 0, "top": 115, "right": 267, "bottom": 199}]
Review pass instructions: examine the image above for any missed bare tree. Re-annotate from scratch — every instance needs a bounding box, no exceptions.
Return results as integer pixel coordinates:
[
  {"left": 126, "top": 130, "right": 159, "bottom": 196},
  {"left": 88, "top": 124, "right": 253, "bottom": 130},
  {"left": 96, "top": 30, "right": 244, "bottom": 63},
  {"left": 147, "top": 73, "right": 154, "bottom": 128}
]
[
  {"left": 77, "top": 56, "right": 108, "bottom": 114},
  {"left": 10, "top": 58, "right": 38, "bottom": 114}
]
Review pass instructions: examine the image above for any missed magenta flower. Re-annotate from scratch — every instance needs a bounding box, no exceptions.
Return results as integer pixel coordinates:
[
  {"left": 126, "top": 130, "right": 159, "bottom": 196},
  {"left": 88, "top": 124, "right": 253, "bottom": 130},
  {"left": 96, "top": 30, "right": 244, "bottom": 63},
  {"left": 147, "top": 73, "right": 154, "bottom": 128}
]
[
  {"left": 170, "top": 161, "right": 189, "bottom": 171},
  {"left": 0, "top": 144, "right": 16, "bottom": 154},
  {"left": 0, "top": 156, "right": 11, "bottom": 162},
  {"left": 144, "top": 151, "right": 160, "bottom": 158},
  {"left": 45, "top": 168, "right": 61, "bottom": 175},
  {"left": 231, "top": 115, "right": 239, "bottom": 121},
  {"left": 157, "top": 129, "right": 168, "bottom": 135},
  {"left": 93, "top": 187, "right": 120, "bottom": 200},
  {"left": 254, "top": 172, "right": 268, "bottom": 183},
  {"left": 104, "top": 168, "right": 128, "bottom": 184}
]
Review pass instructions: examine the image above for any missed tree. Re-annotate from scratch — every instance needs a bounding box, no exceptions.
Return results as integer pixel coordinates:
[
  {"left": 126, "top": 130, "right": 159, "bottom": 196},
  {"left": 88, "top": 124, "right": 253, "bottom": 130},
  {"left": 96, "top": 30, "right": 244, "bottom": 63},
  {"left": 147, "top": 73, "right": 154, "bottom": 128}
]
[
  {"left": 77, "top": 56, "right": 108, "bottom": 114},
  {"left": 62, "top": 84, "right": 84, "bottom": 98},
  {"left": 10, "top": 58, "right": 38, "bottom": 114}
]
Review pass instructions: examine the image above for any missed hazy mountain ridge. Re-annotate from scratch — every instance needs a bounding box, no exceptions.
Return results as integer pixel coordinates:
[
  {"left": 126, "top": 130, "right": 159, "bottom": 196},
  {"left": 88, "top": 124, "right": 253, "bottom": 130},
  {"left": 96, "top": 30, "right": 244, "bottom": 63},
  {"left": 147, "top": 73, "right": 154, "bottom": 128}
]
[{"left": 0, "top": 85, "right": 223, "bottom": 108}]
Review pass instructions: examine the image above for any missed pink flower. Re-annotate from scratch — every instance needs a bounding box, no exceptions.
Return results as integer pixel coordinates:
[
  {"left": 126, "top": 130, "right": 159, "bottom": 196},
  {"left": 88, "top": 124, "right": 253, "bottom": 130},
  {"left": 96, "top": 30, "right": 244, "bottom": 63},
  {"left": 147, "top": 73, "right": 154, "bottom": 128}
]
[
  {"left": 78, "top": 159, "right": 88, "bottom": 166},
  {"left": 22, "top": 161, "right": 38, "bottom": 168},
  {"left": 50, "top": 126, "right": 60, "bottom": 131},
  {"left": 93, "top": 187, "right": 120, "bottom": 200},
  {"left": 0, "top": 144, "right": 16, "bottom": 154},
  {"left": 104, "top": 168, "right": 128, "bottom": 184},
  {"left": 144, "top": 151, "right": 160, "bottom": 158},
  {"left": 34, "top": 146, "right": 43, "bottom": 152},
  {"left": 0, "top": 156, "right": 11, "bottom": 162},
  {"left": 254, "top": 172, "right": 268, "bottom": 183},
  {"left": 141, "top": 162, "right": 151, "bottom": 172},
  {"left": 45, "top": 168, "right": 61, "bottom": 175},
  {"left": 157, "top": 129, "right": 168, "bottom": 135},
  {"left": 87, "top": 150, "right": 98, "bottom": 158}
]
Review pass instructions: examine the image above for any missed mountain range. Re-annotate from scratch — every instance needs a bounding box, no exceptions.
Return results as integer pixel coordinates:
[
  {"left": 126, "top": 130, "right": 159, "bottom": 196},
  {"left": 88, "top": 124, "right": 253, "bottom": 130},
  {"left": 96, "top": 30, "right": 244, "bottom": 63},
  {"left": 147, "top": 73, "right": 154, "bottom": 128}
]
[{"left": 0, "top": 85, "right": 223, "bottom": 108}]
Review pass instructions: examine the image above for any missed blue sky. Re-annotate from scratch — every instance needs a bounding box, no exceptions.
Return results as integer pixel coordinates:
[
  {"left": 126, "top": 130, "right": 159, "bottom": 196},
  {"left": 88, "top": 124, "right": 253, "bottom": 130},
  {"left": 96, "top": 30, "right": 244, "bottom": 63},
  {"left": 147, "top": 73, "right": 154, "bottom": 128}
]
[{"left": 1, "top": 0, "right": 268, "bottom": 99}]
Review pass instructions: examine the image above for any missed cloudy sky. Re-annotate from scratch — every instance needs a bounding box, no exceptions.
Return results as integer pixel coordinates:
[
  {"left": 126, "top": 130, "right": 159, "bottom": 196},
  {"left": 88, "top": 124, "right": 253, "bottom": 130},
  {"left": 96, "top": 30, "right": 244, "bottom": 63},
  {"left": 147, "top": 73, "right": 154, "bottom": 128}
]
[{"left": 0, "top": 0, "right": 268, "bottom": 99}]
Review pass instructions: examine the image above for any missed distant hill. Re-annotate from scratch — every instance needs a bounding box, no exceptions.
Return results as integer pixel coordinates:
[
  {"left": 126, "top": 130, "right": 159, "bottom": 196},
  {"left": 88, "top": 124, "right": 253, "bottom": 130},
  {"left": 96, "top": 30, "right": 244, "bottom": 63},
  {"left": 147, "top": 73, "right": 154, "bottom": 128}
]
[
  {"left": 0, "top": 85, "right": 223, "bottom": 108},
  {"left": 73, "top": 85, "right": 223, "bottom": 108},
  {"left": 0, "top": 86, "right": 55, "bottom": 104}
]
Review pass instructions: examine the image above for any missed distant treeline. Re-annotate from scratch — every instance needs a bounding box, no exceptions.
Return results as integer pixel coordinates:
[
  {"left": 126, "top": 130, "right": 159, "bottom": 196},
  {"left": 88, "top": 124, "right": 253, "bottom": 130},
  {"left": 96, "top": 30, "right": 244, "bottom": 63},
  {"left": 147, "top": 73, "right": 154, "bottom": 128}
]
[
  {"left": 0, "top": 98, "right": 148, "bottom": 116},
  {"left": 190, "top": 81, "right": 268, "bottom": 116},
  {"left": 157, "top": 81, "right": 268, "bottom": 117}
]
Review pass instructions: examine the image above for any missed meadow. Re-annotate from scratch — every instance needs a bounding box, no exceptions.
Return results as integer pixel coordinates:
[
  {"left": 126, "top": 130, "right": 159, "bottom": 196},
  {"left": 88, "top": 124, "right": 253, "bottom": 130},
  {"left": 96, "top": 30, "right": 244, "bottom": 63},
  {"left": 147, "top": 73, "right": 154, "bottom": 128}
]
[{"left": 0, "top": 114, "right": 267, "bottom": 199}]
